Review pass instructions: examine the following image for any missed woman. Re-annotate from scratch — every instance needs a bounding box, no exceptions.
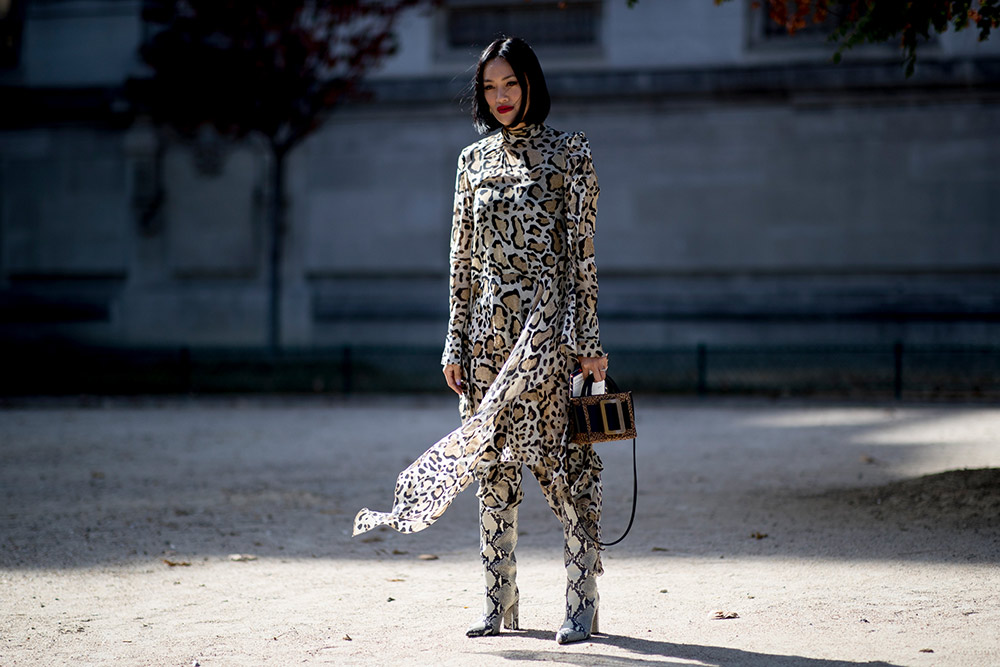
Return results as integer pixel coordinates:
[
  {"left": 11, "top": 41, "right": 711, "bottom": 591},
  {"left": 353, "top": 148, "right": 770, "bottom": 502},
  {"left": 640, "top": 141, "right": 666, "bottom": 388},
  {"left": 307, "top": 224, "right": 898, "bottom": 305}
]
[{"left": 354, "top": 36, "right": 608, "bottom": 645}]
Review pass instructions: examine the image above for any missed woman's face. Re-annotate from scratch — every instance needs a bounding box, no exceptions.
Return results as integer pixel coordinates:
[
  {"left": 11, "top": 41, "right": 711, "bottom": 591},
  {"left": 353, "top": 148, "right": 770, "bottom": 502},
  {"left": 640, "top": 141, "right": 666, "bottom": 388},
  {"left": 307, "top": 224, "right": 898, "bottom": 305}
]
[{"left": 482, "top": 58, "right": 527, "bottom": 128}]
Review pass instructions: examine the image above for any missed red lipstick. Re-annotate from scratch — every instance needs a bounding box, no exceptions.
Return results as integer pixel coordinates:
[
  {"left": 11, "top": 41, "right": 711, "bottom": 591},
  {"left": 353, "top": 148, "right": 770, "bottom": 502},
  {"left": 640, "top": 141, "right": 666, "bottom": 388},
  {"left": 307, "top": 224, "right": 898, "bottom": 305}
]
[{"left": 497, "top": 105, "right": 514, "bottom": 114}]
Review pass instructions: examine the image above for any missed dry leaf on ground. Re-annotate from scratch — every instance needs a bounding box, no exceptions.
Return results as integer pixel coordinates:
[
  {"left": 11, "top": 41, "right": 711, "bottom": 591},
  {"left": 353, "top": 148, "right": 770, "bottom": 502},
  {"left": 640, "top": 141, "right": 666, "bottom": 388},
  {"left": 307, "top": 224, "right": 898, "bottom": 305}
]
[{"left": 228, "top": 554, "right": 258, "bottom": 562}]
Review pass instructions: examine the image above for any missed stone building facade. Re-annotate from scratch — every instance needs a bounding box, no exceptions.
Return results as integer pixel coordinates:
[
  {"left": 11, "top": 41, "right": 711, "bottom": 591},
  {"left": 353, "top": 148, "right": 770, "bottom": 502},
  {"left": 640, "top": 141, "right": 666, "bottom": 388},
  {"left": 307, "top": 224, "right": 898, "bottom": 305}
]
[{"left": 1, "top": 1, "right": 998, "bottom": 388}]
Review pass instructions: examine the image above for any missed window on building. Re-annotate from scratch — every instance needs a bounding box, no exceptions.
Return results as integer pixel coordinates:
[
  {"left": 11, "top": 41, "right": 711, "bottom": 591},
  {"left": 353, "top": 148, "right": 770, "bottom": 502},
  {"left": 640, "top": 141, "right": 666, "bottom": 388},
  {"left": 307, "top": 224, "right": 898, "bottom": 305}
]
[
  {"left": 0, "top": 0, "right": 26, "bottom": 69},
  {"left": 747, "top": 1, "right": 918, "bottom": 54},
  {"left": 748, "top": 0, "right": 847, "bottom": 50},
  {"left": 442, "top": 0, "right": 601, "bottom": 54},
  {"left": 761, "top": 1, "right": 847, "bottom": 40}
]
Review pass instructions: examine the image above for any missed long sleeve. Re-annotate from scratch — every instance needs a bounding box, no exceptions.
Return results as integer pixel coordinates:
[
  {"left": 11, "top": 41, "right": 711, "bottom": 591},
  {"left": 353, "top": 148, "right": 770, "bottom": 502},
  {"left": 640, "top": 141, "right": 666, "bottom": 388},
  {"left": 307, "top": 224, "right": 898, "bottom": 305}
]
[
  {"left": 442, "top": 148, "right": 475, "bottom": 366},
  {"left": 565, "top": 132, "right": 604, "bottom": 358}
]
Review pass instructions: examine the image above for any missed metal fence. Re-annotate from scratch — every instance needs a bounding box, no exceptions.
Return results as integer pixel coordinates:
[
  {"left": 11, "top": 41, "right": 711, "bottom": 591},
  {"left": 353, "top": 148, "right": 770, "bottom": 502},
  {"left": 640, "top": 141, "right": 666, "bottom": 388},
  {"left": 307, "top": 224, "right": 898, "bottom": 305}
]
[{"left": 3, "top": 342, "right": 998, "bottom": 400}]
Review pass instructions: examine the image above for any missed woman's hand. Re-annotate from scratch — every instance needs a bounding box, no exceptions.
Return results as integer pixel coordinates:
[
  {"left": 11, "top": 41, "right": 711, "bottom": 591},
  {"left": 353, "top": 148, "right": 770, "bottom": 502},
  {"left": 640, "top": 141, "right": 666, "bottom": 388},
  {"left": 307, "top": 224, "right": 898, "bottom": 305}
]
[
  {"left": 577, "top": 355, "right": 609, "bottom": 383},
  {"left": 443, "top": 364, "right": 464, "bottom": 395}
]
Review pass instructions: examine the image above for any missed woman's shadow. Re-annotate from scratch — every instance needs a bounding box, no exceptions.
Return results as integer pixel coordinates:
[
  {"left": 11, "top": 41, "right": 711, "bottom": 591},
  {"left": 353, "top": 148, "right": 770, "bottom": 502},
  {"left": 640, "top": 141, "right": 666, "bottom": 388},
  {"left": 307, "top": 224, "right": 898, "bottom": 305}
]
[{"left": 486, "top": 630, "right": 902, "bottom": 666}]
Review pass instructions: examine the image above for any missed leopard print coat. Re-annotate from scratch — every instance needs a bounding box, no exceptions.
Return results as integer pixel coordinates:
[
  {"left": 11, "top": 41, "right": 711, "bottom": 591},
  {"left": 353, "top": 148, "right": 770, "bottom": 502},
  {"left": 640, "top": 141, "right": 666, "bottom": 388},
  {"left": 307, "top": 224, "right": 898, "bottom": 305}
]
[{"left": 354, "top": 123, "right": 604, "bottom": 539}]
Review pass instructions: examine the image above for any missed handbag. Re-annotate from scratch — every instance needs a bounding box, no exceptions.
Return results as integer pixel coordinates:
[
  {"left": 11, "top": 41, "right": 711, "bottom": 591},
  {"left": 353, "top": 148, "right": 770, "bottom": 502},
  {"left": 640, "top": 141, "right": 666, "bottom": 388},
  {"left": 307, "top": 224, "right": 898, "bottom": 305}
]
[
  {"left": 569, "top": 374, "right": 637, "bottom": 444},
  {"left": 568, "top": 373, "right": 638, "bottom": 547}
]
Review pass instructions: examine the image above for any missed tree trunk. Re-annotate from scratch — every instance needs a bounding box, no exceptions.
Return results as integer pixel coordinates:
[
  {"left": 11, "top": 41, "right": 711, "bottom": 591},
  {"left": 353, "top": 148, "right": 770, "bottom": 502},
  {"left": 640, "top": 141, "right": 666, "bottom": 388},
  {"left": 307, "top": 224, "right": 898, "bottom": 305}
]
[{"left": 267, "top": 145, "right": 286, "bottom": 353}]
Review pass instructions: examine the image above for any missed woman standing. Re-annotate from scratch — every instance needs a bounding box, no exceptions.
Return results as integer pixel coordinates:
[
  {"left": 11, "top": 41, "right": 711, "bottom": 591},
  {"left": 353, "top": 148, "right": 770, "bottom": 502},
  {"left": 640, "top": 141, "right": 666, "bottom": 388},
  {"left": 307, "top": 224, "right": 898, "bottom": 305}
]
[{"left": 354, "top": 36, "right": 608, "bottom": 645}]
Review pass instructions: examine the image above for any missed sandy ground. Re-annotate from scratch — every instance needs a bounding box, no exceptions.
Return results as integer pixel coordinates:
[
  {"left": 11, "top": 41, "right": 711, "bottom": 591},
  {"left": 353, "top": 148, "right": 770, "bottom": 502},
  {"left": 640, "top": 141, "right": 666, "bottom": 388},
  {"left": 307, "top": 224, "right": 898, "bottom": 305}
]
[{"left": 1, "top": 396, "right": 999, "bottom": 667}]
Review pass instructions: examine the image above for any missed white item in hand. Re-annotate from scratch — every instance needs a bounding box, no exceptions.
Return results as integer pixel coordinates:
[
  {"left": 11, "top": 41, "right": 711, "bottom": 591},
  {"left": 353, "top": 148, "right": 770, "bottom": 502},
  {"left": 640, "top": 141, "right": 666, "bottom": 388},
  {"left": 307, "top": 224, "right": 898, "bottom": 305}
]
[{"left": 571, "top": 370, "right": 605, "bottom": 397}]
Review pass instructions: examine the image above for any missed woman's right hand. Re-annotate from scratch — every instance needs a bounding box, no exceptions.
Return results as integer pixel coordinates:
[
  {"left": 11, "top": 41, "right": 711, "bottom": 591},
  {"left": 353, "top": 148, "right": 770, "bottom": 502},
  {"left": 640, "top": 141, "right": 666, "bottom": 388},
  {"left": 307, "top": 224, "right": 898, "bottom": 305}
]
[{"left": 443, "top": 364, "right": 464, "bottom": 395}]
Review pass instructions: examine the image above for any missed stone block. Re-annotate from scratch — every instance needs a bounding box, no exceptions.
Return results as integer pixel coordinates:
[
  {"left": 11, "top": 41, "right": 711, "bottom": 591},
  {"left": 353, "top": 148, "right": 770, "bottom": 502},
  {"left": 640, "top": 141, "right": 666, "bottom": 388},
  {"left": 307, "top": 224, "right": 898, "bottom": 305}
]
[
  {"left": 164, "top": 144, "right": 263, "bottom": 278},
  {"left": 2, "top": 130, "right": 128, "bottom": 275}
]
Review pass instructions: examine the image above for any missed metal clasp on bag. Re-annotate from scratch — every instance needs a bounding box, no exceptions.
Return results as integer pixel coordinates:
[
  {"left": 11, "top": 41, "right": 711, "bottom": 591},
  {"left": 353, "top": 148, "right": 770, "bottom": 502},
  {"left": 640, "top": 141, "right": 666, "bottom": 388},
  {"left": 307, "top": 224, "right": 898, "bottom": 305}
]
[{"left": 599, "top": 397, "right": 627, "bottom": 435}]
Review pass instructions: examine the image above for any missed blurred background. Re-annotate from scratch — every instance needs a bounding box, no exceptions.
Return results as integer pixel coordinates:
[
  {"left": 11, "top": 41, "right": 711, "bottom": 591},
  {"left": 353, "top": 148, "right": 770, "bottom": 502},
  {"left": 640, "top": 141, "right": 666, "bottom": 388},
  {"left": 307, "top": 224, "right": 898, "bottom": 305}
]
[{"left": 1, "top": 0, "right": 998, "bottom": 398}]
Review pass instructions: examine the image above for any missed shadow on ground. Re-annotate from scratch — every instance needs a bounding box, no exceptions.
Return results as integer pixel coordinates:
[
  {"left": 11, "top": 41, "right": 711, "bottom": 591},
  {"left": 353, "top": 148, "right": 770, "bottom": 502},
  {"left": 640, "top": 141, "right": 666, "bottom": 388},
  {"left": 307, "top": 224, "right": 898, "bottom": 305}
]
[{"left": 486, "top": 634, "right": 902, "bottom": 666}]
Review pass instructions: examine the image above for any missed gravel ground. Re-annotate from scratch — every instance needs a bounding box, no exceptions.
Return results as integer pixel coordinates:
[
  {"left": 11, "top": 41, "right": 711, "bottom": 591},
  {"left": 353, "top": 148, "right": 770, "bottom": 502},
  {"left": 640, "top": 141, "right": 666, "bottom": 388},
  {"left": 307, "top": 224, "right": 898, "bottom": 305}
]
[{"left": 1, "top": 396, "right": 998, "bottom": 666}]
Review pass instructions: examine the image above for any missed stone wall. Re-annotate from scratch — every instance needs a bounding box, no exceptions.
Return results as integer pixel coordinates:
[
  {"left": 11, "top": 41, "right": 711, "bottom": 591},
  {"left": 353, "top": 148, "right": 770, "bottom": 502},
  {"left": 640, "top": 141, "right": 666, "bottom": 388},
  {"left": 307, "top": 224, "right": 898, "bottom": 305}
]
[
  {"left": 1, "top": 0, "right": 998, "bottom": 358},
  {"left": 291, "top": 90, "right": 1000, "bottom": 351}
]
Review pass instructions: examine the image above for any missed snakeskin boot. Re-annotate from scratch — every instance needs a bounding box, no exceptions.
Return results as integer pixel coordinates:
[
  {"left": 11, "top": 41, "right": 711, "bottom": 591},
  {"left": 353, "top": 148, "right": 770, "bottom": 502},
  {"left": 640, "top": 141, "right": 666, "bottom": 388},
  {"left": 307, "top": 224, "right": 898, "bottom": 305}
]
[
  {"left": 466, "top": 501, "right": 519, "bottom": 636},
  {"left": 555, "top": 508, "right": 600, "bottom": 644}
]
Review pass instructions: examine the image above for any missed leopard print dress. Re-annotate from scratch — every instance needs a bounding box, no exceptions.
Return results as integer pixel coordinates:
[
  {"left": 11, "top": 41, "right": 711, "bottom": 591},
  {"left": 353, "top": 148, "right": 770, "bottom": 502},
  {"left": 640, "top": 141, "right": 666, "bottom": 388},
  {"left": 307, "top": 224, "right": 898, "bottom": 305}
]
[{"left": 354, "top": 123, "right": 604, "bottom": 546}]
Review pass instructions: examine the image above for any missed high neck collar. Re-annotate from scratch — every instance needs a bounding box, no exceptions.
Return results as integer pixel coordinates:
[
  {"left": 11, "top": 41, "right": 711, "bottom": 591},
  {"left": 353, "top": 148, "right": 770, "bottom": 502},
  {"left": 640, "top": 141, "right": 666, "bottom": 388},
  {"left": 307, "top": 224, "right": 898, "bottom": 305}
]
[{"left": 501, "top": 123, "right": 545, "bottom": 143}]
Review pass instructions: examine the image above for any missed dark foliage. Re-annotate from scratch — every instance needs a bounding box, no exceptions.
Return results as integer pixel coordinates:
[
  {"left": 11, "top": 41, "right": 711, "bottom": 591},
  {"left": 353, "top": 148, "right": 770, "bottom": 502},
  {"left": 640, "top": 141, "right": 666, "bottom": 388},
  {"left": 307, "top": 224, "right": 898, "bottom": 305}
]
[{"left": 129, "top": 0, "right": 427, "bottom": 154}]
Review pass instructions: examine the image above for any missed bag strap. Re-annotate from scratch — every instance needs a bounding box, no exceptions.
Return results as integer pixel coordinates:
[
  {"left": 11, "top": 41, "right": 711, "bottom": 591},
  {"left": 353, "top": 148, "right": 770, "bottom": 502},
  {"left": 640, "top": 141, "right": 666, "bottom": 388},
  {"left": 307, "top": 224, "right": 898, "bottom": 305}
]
[
  {"left": 578, "top": 434, "right": 637, "bottom": 548},
  {"left": 573, "top": 371, "right": 636, "bottom": 546}
]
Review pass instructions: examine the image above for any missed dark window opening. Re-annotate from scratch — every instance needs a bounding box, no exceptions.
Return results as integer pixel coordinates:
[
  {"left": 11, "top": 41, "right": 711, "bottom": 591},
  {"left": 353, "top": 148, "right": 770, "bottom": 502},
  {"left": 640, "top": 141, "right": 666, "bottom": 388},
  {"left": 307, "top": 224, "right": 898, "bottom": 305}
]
[
  {"left": 0, "top": 0, "right": 26, "bottom": 69},
  {"left": 444, "top": 1, "right": 600, "bottom": 52},
  {"left": 761, "top": 1, "right": 847, "bottom": 41}
]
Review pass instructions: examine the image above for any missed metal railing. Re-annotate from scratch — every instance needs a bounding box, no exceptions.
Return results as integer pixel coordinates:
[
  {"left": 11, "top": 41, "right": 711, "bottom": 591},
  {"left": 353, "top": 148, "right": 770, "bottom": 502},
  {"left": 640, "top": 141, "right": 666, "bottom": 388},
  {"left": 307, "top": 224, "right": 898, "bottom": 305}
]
[{"left": 2, "top": 342, "right": 997, "bottom": 400}]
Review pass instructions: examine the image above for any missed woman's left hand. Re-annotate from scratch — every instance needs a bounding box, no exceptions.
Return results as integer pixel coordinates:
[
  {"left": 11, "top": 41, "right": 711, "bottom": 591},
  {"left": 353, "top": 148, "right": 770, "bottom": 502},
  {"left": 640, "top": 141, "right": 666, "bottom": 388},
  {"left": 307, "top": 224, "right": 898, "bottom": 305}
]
[{"left": 578, "top": 355, "right": 609, "bottom": 383}]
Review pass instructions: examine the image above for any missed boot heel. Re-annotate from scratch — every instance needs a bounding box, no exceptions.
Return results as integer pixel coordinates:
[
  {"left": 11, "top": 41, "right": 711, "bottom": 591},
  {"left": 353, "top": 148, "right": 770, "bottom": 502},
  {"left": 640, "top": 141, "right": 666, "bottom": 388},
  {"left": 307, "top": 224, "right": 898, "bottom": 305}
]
[
  {"left": 591, "top": 608, "right": 599, "bottom": 634},
  {"left": 504, "top": 599, "right": 520, "bottom": 630}
]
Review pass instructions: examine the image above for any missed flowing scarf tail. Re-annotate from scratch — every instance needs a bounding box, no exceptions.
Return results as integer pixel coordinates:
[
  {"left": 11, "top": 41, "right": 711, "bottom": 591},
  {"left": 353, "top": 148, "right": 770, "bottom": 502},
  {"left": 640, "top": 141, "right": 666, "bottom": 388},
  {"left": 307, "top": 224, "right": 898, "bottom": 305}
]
[{"left": 353, "top": 278, "right": 571, "bottom": 537}]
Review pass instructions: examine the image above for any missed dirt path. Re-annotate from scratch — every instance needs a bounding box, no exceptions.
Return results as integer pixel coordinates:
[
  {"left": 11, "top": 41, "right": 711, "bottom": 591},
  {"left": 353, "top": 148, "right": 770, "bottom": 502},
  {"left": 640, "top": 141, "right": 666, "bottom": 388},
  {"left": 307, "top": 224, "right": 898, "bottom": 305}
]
[{"left": 2, "top": 397, "right": 998, "bottom": 666}]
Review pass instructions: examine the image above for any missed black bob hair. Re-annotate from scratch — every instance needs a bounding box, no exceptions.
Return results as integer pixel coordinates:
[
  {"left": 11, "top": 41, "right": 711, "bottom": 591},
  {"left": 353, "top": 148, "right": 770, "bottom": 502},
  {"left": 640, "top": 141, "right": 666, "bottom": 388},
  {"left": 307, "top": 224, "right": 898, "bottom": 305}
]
[{"left": 471, "top": 36, "right": 551, "bottom": 135}]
